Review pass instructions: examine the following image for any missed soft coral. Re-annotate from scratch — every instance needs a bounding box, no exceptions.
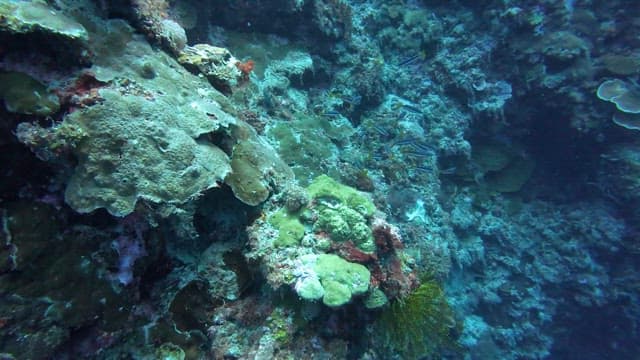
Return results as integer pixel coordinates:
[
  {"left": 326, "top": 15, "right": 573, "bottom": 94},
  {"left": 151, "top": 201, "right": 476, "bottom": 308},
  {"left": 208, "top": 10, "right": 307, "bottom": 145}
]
[{"left": 235, "top": 59, "right": 255, "bottom": 79}]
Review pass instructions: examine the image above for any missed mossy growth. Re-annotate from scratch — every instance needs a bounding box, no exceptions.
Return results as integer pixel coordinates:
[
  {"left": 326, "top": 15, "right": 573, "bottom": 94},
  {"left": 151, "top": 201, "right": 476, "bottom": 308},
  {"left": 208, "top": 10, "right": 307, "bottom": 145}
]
[
  {"left": 267, "top": 307, "right": 294, "bottom": 346},
  {"left": 268, "top": 209, "right": 305, "bottom": 247},
  {"left": 375, "top": 280, "right": 458, "bottom": 359}
]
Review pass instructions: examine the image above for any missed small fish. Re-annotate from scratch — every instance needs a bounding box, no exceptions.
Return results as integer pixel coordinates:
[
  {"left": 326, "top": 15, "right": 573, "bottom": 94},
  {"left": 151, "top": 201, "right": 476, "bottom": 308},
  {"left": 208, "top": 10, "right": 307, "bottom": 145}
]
[
  {"left": 410, "top": 142, "right": 435, "bottom": 154},
  {"left": 390, "top": 100, "right": 423, "bottom": 115},
  {"left": 374, "top": 111, "right": 393, "bottom": 119},
  {"left": 321, "top": 110, "right": 342, "bottom": 118},
  {"left": 400, "top": 103, "right": 423, "bottom": 115},
  {"left": 440, "top": 166, "right": 457, "bottom": 175},
  {"left": 413, "top": 165, "right": 432, "bottom": 174},
  {"left": 371, "top": 150, "right": 388, "bottom": 162},
  {"left": 402, "top": 149, "right": 434, "bottom": 159},
  {"left": 372, "top": 124, "right": 392, "bottom": 137},
  {"left": 343, "top": 94, "right": 362, "bottom": 105},
  {"left": 392, "top": 136, "right": 420, "bottom": 147},
  {"left": 398, "top": 52, "right": 425, "bottom": 67}
]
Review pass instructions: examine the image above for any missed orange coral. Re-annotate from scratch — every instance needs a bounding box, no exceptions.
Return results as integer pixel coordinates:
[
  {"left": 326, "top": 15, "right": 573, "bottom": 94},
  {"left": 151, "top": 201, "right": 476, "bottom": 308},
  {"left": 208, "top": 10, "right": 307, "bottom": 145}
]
[{"left": 236, "top": 59, "right": 255, "bottom": 78}]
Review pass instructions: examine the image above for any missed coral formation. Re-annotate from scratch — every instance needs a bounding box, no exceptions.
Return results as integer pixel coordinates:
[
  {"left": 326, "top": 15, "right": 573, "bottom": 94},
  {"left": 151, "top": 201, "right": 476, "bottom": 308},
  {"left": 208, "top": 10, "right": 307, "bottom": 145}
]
[
  {"left": 247, "top": 174, "right": 417, "bottom": 313},
  {"left": 226, "top": 121, "right": 294, "bottom": 206},
  {"left": 178, "top": 44, "right": 244, "bottom": 94},
  {"left": 0, "top": 0, "right": 88, "bottom": 41},
  {"left": 597, "top": 78, "right": 640, "bottom": 130},
  {"left": 294, "top": 253, "right": 370, "bottom": 307},
  {"left": 597, "top": 79, "right": 640, "bottom": 114},
  {"left": 1, "top": 0, "right": 639, "bottom": 358},
  {"left": 268, "top": 208, "right": 305, "bottom": 247},
  {"left": 307, "top": 174, "right": 376, "bottom": 216},
  {"left": 60, "top": 88, "right": 232, "bottom": 216}
]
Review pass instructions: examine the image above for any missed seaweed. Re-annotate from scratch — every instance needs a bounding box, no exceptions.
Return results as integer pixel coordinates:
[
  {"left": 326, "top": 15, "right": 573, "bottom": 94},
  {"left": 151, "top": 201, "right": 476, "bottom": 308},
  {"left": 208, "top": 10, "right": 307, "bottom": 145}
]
[{"left": 375, "top": 279, "right": 459, "bottom": 359}]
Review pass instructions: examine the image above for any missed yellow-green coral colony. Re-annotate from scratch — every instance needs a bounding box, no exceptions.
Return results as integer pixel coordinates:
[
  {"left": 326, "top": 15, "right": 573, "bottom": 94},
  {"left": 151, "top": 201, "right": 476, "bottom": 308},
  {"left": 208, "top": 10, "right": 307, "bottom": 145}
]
[
  {"left": 294, "top": 254, "right": 371, "bottom": 307},
  {"left": 269, "top": 175, "right": 376, "bottom": 251}
]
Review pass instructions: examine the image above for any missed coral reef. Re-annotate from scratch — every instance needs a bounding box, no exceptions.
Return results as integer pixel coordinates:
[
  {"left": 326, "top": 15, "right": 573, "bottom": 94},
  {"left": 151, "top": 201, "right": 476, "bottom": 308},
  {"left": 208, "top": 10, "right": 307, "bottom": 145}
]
[
  {"left": 1, "top": 0, "right": 639, "bottom": 358},
  {"left": 248, "top": 174, "right": 417, "bottom": 314}
]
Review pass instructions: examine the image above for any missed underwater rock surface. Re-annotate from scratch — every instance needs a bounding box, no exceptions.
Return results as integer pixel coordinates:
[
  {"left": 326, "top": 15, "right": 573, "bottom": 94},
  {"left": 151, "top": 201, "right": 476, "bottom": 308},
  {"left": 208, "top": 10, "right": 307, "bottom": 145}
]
[{"left": 0, "top": 0, "right": 639, "bottom": 359}]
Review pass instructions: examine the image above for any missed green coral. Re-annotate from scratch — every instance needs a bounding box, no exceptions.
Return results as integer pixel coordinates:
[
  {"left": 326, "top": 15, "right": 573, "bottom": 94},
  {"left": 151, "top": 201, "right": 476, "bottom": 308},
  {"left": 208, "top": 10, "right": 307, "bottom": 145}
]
[
  {"left": 295, "top": 274, "right": 324, "bottom": 301},
  {"left": 364, "top": 288, "right": 389, "bottom": 309},
  {"left": 266, "top": 175, "right": 376, "bottom": 251},
  {"left": 306, "top": 175, "right": 376, "bottom": 252},
  {"left": 322, "top": 280, "right": 353, "bottom": 307},
  {"left": 376, "top": 280, "right": 457, "bottom": 359},
  {"left": 307, "top": 174, "right": 375, "bottom": 216},
  {"left": 315, "top": 254, "right": 370, "bottom": 307},
  {"left": 315, "top": 204, "right": 375, "bottom": 253},
  {"left": 269, "top": 209, "right": 305, "bottom": 247},
  {"left": 295, "top": 254, "right": 370, "bottom": 307}
]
